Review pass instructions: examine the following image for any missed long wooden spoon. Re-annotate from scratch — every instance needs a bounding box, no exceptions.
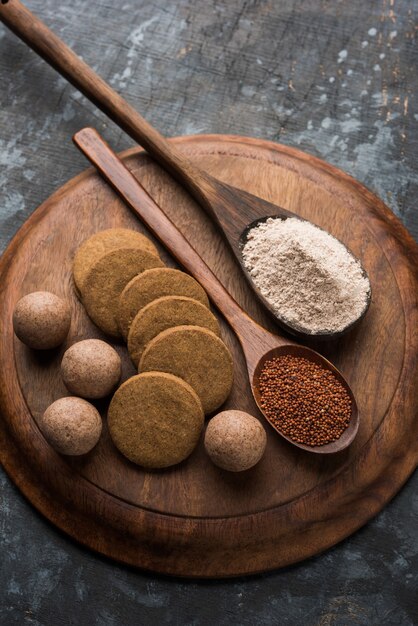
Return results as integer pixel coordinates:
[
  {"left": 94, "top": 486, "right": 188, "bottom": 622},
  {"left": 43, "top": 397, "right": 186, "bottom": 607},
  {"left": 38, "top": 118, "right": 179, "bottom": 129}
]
[
  {"left": 0, "top": 0, "right": 370, "bottom": 340},
  {"left": 73, "top": 126, "right": 359, "bottom": 454}
]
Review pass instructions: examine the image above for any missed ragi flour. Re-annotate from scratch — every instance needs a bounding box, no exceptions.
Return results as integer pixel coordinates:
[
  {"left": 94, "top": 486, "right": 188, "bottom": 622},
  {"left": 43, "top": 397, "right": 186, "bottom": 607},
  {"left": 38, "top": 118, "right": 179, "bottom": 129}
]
[{"left": 241, "top": 217, "right": 370, "bottom": 334}]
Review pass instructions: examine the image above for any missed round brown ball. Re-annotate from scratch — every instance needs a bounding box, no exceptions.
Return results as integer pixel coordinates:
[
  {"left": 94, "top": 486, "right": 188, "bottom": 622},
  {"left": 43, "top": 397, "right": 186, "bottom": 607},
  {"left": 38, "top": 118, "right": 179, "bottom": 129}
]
[
  {"left": 40, "top": 397, "right": 102, "bottom": 455},
  {"left": 204, "top": 410, "right": 267, "bottom": 472},
  {"left": 61, "top": 339, "right": 121, "bottom": 399},
  {"left": 13, "top": 291, "right": 71, "bottom": 349}
]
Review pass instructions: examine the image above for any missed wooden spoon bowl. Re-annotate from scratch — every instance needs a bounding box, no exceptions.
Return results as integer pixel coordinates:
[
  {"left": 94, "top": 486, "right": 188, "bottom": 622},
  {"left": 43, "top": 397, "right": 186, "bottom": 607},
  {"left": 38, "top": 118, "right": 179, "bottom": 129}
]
[
  {"left": 73, "top": 127, "right": 360, "bottom": 454},
  {"left": 0, "top": 0, "right": 371, "bottom": 341},
  {"left": 238, "top": 215, "right": 372, "bottom": 340},
  {"left": 251, "top": 344, "right": 359, "bottom": 454}
]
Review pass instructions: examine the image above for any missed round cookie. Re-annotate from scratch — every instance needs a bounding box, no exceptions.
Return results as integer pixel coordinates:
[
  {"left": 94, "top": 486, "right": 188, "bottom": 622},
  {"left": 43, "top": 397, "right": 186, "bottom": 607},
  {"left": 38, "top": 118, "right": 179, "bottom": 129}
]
[
  {"left": 108, "top": 372, "right": 204, "bottom": 468},
  {"left": 81, "top": 247, "right": 164, "bottom": 338},
  {"left": 127, "top": 296, "right": 221, "bottom": 366},
  {"left": 139, "top": 326, "right": 233, "bottom": 414},
  {"left": 73, "top": 228, "right": 159, "bottom": 293},
  {"left": 117, "top": 268, "right": 210, "bottom": 339}
]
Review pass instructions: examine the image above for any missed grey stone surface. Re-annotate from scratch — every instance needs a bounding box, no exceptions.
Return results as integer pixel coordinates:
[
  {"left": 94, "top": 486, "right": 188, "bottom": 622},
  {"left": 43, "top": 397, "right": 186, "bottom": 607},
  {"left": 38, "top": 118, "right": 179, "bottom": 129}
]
[{"left": 0, "top": 0, "right": 417, "bottom": 624}]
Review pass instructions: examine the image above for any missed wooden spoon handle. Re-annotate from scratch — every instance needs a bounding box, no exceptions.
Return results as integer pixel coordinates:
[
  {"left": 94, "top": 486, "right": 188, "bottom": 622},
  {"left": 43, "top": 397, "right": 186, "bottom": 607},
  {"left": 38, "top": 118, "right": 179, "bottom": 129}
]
[
  {"left": 73, "top": 127, "right": 266, "bottom": 346},
  {"left": 0, "top": 0, "right": 212, "bottom": 198}
]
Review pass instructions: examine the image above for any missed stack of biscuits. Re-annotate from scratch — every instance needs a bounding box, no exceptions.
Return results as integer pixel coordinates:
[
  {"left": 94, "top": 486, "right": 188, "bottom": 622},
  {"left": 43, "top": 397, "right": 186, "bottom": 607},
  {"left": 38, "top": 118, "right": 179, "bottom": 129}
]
[{"left": 73, "top": 228, "right": 234, "bottom": 469}]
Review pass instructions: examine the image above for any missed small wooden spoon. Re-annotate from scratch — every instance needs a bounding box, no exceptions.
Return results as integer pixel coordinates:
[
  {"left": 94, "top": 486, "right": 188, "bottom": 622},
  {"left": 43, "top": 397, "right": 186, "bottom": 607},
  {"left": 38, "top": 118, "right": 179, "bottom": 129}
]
[
  {"left": 73, "top": 127, "right": 359, "bottom": 454},
  {"left": 0, "top": 0, "right": 371, "bottom": 340}
]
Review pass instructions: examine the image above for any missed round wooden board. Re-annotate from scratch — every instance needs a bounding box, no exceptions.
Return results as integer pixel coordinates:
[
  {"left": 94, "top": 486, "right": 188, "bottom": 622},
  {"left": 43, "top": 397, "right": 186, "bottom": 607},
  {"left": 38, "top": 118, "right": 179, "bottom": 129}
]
[{"left": 1, "top": 135, "right": 418, "bottom": 578}]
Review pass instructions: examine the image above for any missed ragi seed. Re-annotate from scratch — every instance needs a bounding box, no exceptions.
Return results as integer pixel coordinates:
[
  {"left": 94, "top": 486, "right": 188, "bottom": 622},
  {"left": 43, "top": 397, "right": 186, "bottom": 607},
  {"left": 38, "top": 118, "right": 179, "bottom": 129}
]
[{"left": 259, "top": 355, "right": 352, "bottom": 446}]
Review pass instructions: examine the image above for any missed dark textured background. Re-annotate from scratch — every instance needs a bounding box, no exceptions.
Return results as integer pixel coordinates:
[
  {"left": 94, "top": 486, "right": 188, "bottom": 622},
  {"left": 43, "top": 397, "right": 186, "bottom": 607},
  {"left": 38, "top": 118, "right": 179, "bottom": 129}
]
[{"left": 1, "top": 1, "right": 417, "bottom": 624}]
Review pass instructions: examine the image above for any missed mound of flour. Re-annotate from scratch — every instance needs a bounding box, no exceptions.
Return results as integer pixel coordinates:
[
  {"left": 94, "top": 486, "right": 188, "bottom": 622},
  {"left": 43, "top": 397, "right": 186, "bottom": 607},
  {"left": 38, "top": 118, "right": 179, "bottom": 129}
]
[{"left": 242, "top": 217, "right": 370, "bottom": 334}]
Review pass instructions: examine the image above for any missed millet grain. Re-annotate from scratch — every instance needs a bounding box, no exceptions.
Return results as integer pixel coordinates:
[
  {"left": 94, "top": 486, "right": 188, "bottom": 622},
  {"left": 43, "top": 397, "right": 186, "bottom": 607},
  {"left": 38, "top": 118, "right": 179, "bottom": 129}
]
[{"left": 259, "top": 355, "right": 352, "bottom": 446}]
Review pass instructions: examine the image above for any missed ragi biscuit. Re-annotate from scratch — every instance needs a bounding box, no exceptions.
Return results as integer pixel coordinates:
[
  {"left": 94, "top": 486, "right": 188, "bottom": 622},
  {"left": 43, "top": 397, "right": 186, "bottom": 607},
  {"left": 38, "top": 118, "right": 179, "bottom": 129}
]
[
  {"left": 128, "top": 295, "right": 221, "bottom": 366},
  {"left": 73, "top": 228, "right": 159, "bottom": 293},
  {"left": 139, "top": 325, "right": 233, "bottom": 414},
  {"left": 117, "top": 268, "right": 210, "bottom": 339},
  {"left": 108, "top": 371, "right": 204, "bottom": 468},
  {"left": 81, "top": 247, "right": 164, "bottom": 338}
]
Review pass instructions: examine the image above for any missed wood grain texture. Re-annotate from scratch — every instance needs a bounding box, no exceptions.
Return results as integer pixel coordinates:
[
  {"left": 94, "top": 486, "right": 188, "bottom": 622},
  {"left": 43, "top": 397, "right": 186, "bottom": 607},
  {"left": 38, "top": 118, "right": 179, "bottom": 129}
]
[
  {"left": 0, "top": 135, "right": 417, "bottom": 577},
  {"left": 1, "top": 0, "right": 417, "bottom": 620}
]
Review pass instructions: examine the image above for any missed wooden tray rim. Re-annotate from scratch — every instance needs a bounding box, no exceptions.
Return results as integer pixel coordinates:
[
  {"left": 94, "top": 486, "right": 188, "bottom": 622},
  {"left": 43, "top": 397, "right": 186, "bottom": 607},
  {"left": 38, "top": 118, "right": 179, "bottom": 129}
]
[{"left": 1, "top": 134, "right": 417, "bottom": 577}]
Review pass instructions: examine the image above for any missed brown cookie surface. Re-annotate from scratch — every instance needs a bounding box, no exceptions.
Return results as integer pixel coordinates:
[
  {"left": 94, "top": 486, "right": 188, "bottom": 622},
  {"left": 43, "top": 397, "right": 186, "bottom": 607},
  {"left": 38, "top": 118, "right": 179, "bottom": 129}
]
[
  {"left": 127, "top": 296, "right": 220, "bottom": 366},
  {"left": 81, "top": 247, "right": 164, "bottom": 337},
  {"left": 108, "top": 371, "right": 204, "bottom": 468},
  {"left": 117, "top": 268, "right": 210, "bottom": 339},
  {"left": 139, "top": 326, "right": 234, "bottom": 414},
  {"left": 73, "top": 228, "right": 159, "bottom": 293}
]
